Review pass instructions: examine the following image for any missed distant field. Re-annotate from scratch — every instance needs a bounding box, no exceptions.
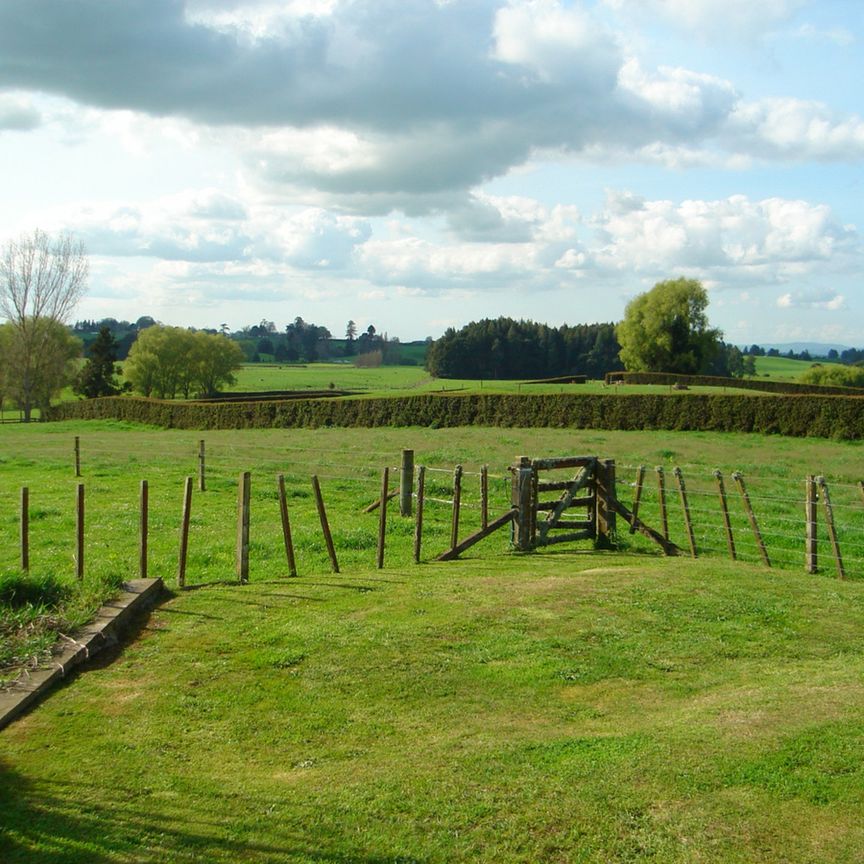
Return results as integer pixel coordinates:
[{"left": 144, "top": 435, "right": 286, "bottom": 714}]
[{"left": 752, "top": 355, "right": 833, "bottom": 381}]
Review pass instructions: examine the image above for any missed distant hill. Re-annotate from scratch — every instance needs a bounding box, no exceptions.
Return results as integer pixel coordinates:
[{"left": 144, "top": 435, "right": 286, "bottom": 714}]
[{"left": 746, "top": 342, "right": 853, "bottom": 356}]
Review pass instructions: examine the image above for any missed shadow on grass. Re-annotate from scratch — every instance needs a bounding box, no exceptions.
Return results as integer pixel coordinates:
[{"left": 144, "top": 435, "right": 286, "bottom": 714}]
[{"left": 0, "top": 760, "right": 429, "bottom": 864}]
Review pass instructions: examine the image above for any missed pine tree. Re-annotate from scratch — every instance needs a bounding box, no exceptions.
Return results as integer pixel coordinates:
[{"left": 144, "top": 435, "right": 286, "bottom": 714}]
[{"left": 75, "top": 325, "right": 123, "bottom": 398}]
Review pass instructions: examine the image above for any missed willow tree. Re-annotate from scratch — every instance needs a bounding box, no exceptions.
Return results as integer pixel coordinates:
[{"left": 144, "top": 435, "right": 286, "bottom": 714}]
[
  {"left": 0, "top": 230, "right": 88, "bottom": 420},
  {"left": 616, "top": 278, "right": 722, "bottom": 374}
]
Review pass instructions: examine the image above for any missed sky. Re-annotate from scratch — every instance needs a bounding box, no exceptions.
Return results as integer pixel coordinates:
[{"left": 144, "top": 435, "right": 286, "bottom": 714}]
[{"left": 0, "top": 0, "right": 862, "bottom": 345}]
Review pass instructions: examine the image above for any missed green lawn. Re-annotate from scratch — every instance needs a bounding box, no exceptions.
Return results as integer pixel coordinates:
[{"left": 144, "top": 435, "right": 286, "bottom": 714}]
[
  {"left": 3, "top": 553, "right": 864, "bottom": 862},
  {"left": 3, "top": 422, "right": 864, "bottom": 860}
]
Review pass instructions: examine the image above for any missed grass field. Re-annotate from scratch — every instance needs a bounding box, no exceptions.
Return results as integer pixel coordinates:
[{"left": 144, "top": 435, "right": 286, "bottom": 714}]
[
  {"left": 752, "top": 355, "right": 832, "bottom": 381},
  {"left": 3, "top": 553, "right": 864, "bottom": 862},
  {"left": 3, "top": 422, "right": 864, "bottom": 860}
]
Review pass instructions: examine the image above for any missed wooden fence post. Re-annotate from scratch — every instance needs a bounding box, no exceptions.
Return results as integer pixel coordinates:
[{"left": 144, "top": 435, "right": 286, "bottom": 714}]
[
  {"left": 20, "top": 487, "right": 29, "bottom": 572},
  {"left": 377, "top": 467, "right": 389, "bottom": 569},
  {"left": 673, "top": 467, "right": 697, "bottom": 558},
  {"left": 629, "top": 465, "right": 645, "bottom": 535},
  {"left": 805, "top": 475, "right": 817, "bottom": 574},
  {"left": 511, "top": 457, "right": 534, "bottom": 552},
  {"left": 817, "top": 476, "right": 845, "bottom": 579},
  {"left": 714, "top": 470, "right": 736, "bottom": 560},
  {"left": 277, "top": 474, "right": 298, "bottom": 577},
  {"left": 139, "top": 480, "right": 149, "bottom": 580},
  {"left": 450, "top": 465, "right": 463, "bottom": 553},
  {"left": 198, "top": 440, "right": 206, "bottom": 492},
  {"left": 178, "top": 476, "right": 193, "bottom": 588},
  {"left": 732, "top": 472, "right": 770, "bottom": 567},
  {"left": 75, "top": 482, "right": 85, "bottom": 580},
  {"left": 74, "top": 436, "right": 81, "bottom": 478},
  {"left": 480, "top": 465, "right": 490, "bottom": 531},
  {"left": 236, "top": 471, "right": 251, "bottom": 584},
  {"left": 311, "top": 475, "right": 340, "bottom": 573},
  {"left": 414, "top": 465, "right": 426, "bottom": 564},
  {"left": 595, "top": 459, "right": 616, "bottom": 549},
  {"left": 399, "top": 450, "right": 414, "bottom": 517},
  {"left": 656, "top": 466, "right": 668, "bottom": 541}
]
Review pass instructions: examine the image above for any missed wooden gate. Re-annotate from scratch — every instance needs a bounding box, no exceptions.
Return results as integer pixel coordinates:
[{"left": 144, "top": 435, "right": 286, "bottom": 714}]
[{"left": 510, "top": 456, "right": 616, "bottom": 551}]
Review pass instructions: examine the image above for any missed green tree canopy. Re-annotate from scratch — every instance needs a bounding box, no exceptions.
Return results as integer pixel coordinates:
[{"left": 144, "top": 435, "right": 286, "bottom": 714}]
[
  {"left": 125, "top": 326, "right": 243, "bottom": 399},
  {"left": 616, "top": 278, "right": 722, "bottom": 374},
  {"left": 75, "top": 325, "right": 124, "bottom": 398}
]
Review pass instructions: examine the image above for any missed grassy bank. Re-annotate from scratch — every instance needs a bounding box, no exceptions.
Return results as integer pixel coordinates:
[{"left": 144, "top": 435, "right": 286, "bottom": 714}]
[{"left": 3, "top": 553, "right": 864, "bottom": 862}]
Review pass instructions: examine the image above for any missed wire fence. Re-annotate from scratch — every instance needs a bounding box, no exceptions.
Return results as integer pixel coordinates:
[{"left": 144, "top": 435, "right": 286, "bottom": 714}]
[{"left": 1, "top": 434, "right": 862, "bottom": 586}]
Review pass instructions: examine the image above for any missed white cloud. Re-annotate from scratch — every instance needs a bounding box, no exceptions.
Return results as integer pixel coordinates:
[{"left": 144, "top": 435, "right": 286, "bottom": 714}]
[
  {"left": 0, "top": 91, "right": 41, "bottom": 131},
  {"left": 776, "top": 289, "right": 846, "bottom": 310}
]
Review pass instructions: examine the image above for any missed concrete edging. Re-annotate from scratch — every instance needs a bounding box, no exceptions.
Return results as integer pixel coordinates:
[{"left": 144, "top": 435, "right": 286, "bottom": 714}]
[{"left": 0, "top": 577, "right": 166, "bottom": 732}]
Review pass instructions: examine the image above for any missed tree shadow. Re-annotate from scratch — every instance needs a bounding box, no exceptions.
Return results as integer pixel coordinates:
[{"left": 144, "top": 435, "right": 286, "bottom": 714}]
[{"left": 0, "top": 759, "right": 428, "bottom": 863}]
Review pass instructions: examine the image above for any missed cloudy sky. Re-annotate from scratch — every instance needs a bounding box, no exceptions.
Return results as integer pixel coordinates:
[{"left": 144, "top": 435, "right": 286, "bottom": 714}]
[{"left": 0, "top": 0, "right": 862, "bottom": 344}]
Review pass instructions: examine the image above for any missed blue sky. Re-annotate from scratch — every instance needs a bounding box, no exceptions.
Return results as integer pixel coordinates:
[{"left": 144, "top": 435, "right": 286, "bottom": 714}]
[{"left": 0, "top": 0, "right": 862, "bottom": 344}]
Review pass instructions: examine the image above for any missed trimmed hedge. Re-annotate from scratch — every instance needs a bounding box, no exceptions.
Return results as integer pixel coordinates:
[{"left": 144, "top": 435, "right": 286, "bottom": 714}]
[
  {"left": 45, "top": 392, "right": 864, "bottom": 439},
  {"left": 605, "top": 370, "right": 864, "bottom": 397}
]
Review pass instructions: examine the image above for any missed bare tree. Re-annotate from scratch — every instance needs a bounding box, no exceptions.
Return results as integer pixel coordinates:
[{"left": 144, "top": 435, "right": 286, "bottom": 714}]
[{"left": 0, "top": 230, "right": 88, "bottom": 420}]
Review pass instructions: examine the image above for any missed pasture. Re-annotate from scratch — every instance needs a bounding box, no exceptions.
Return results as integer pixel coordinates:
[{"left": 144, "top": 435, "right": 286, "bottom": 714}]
[{"left": 3, "top": 421, "right": 864, "bottom": 861}]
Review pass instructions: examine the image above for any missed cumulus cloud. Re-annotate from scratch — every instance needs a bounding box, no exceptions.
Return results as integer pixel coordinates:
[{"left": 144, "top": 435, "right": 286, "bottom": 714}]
[{"left": 1, "top": 0, "right": 861, "bottom": 212}]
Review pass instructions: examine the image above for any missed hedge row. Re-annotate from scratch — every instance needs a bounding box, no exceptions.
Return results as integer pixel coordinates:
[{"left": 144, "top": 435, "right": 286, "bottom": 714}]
[
  {"left": 45, "top": 392, "right": 864, "bottom": 439},
  {"left": 604, "top": 370, "right": 864, "bottom": 397}
]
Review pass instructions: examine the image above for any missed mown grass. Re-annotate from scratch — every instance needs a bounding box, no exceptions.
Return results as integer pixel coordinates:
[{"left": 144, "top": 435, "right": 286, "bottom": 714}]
[
  {"left": 2, "top": 421, "right": 864, "bottom": 687},
  {"left": 2, "top": 553, "right": 864, "bottom": 862}
]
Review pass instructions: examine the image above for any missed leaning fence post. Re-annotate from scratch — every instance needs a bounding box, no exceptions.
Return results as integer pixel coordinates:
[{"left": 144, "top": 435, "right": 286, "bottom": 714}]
[
  {"left": 714, "top": 470, "right": 736, "bottom": 560},
  {"left": 733, "top": 472, "right": 770, "bottom": 567},
  {"left": 450, "top": 464, "right": 463, "bottom": 553},
  {"left": 805, "top": 475, "right": 817, "bottom": 574},
  {"left": 656, "top": 466, "right": 668, "bottom": 541},
  {"left": 817, "top": 476, "right": 845, "bottom": 579},
  {"left": 178, "top": 476, "right": 193, "bottom": 588},
  {"left": 673, "top": 467, "right": 697, "bottom": 558},
  {"left": 236, "top": 471, "right": 251, "bottom": 584},
  {"left": 399, "top": 450, "right": 414, "bottom": 517},
  {"left": 75, "top": 482, "right": 85, "bottom": 580},
  {"left": 377, "top": 467, "right": 389, "bottom": 569},
  {"left": 311, "top": 475, "right": 339, "bottom": 573},
  {"left": 629, "top": 465, "right": 645, "bottom": 535},
  {"left": 20, "top": 487, "right": 29, "bottom": 572},
  {"left": 139, "top": 480, "right": 149, "bottom": 580},
  {"left": 277, "top": 474, "right": 298, "bottom": 577},
  {"left": 414, "top": 465, "right": 426, "bottom": 564}
]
